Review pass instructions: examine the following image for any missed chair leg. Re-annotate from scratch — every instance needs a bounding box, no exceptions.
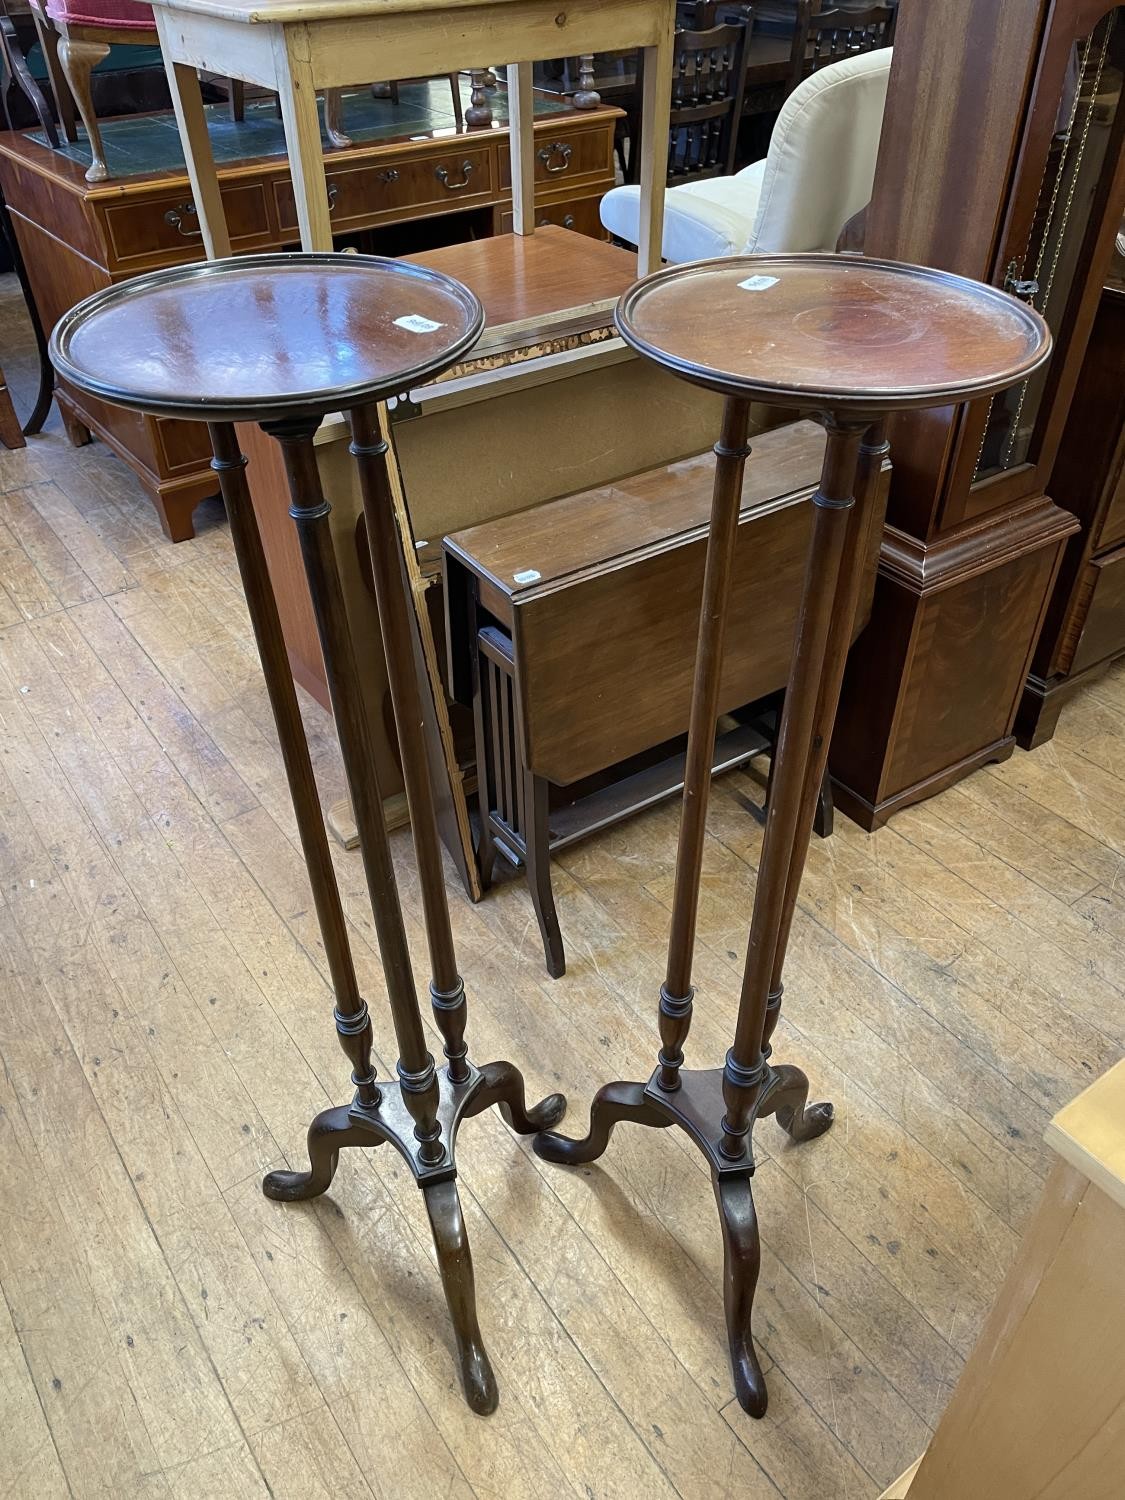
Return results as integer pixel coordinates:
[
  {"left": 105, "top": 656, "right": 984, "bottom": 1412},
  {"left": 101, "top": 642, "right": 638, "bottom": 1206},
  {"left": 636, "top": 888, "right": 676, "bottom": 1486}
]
[
  {"left": 57, "top": 35, "right": 110, "bottom": 182},
  {"left": 813, "top": 763, "right": 834, "bottom": 838},
  {"left": 31, "top": 12, "right": 76, "bottom": 142},
  {"left": 323, "top": 87, "right": 351, "bottom": 149},
  {"left": 448, "top": 72, "right": 463, "bottom": 129},
  {"left": 0, "top": 377, "right": 24, "bottom": 451},
  {"left": 228, "top": 77, "right": 245, "bottom": 122},
  {"left": 521, "top": 769, "right": 564, "bottom": 979},
  {"left": 0, "top": 16, "right": 59, "bottom": 146}
]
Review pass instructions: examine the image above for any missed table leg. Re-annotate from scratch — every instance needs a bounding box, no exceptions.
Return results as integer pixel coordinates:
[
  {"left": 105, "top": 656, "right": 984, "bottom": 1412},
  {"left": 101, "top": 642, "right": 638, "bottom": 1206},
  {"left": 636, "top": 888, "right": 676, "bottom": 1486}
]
[
  {"left": 533, "top": 414, "right": 869, "bottom": 1419},
  {"left": 658, "top": 395, "right": 753, "bottom": 1088},
  {"left": 636, "top": 22, "right": 675, "bottom": 275},
  {"left": 57, "top": 35, "right": 109, "bottom": 184},
  {"left": 758, "top": 419, "right": 889, "bottom": 1068},
  {"left": 274, "top": 33, "right": 334, "bottom": 251},
  {"left": 256, "top": 414, "right": 565, "bottom": 1416},
  {"left": 155, "top": 18, "right": 232, "bottom": 260},
  {"left": 0, "top": 186, "right": 52, "bottom": 436},
  {"left": 719, "top": 419, "right": 869, "bottom": 1163},
  {"left": 265, "top": 416, "right": 445, "bottom": 1163},
  {"left": 506, "top": 61, "right": 535, "bottom": 237},
  {"left": 207, "top": 424, "right": 378, "bottom": 1112},
  {"left": 348, "top": 404, "right": 469, "bottom": 1082}
]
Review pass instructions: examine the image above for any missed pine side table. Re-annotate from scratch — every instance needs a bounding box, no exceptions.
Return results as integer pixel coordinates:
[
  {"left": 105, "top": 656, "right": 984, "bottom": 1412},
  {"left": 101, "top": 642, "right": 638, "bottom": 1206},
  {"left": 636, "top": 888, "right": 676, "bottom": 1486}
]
[{"left": 147, "top": 0, "right": 675, "bottom": 268}]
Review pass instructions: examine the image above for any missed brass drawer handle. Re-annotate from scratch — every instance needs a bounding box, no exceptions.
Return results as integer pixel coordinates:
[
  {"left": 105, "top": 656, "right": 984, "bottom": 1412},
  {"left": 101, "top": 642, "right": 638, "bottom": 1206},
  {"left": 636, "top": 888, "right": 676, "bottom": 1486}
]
[
  {"left": 378, "top": 168, "right": 400, "bottom": 183},
  {"left": 537, "top": 141, "right": 573, "bottom": 174},
  {"left": 163, "top": 201, "right": 200, "bottom": 236},
  {"left": 327, "top": 182, "right": 340, "bottom": 213},
  {"left": 435, "top": 160, "right": 475, "bottom": 191},
  {"left": 538, "top": 213, "right": 575, "bottom": 229}
]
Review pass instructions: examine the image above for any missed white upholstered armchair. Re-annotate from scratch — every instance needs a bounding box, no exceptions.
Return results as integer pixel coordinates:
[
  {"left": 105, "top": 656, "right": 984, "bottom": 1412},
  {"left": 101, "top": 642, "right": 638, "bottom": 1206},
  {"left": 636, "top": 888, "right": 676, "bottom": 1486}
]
[{"left": 600, "top": 47, "right": 892, "bottom": 262}]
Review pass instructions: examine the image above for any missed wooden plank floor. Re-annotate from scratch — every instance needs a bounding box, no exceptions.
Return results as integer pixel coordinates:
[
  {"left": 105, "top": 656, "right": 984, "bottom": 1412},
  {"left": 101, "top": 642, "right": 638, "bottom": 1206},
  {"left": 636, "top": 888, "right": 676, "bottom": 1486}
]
[{"left": 1, "top": 275, "right": 1123, "bottom": 1500}]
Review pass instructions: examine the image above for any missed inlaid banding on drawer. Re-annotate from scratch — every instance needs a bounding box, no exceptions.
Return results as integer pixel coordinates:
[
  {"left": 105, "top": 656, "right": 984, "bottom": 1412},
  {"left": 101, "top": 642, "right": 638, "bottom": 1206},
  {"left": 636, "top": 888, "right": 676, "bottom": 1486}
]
[
  {"left": 274, "top": 145, "right": 495, "bottom": 232},
  {"left": 103, "top": 182, "right": 272, "bottom": 268}
]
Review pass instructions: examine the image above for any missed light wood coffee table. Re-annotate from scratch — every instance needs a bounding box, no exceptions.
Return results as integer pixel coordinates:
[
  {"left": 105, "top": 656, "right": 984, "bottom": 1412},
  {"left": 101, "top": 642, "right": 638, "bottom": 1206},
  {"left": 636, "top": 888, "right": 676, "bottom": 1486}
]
[{"left": 149, "top": 0, "right": 675, "bottom": 267}]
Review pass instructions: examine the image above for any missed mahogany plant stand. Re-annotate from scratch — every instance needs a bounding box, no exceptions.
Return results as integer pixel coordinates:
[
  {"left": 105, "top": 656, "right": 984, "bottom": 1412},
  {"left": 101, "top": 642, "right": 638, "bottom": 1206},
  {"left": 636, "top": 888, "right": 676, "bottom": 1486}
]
[
  {"left": 50, "top": 252, "right": 566, "bottom": 1417},
  {"left": 534, "top": 253, "right": 1052, "bottom": 1417}
]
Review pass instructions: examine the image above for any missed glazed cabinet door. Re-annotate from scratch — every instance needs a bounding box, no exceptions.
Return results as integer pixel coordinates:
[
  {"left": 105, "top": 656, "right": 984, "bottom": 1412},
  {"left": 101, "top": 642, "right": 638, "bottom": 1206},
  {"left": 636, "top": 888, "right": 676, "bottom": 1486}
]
[{"left": 947, "top": 0, "right": 1125, "bottom": 523}]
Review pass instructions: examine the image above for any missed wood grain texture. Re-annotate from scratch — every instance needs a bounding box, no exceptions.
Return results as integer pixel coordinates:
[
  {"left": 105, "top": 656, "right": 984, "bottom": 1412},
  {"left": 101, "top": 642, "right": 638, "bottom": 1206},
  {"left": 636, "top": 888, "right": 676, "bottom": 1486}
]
[{"left": 2, "top": 271, "right": 1125, "bottom": 1496}]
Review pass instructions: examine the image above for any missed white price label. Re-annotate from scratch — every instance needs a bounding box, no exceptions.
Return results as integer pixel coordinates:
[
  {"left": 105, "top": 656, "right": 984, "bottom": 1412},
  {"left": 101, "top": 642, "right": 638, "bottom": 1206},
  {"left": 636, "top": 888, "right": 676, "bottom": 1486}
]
[
  {"left": 394, "top": 313, "right": 444, "bottom": 334},
  {"left": 737, "top": 275, "right": 780, "bottom": 292}
]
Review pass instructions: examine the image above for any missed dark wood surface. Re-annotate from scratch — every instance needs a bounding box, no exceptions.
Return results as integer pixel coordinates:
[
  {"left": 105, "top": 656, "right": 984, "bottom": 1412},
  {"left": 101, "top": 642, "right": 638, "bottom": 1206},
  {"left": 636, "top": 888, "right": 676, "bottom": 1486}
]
[
  {"left": 242, "top": 224, "right": 641, "bottom": 717},
  {"left": 50, "top": 252, "right": 485, "bottom": 422},
  {"left": 447, "top": 413, "right": 825, "bottom": 598},
  {"left": 447, "top": 420, "right": 887, "bottom": 787},
  {"left": 616, "top": 254, "right": 1051, "bottom": 410},
  {"left": 406, "top": 223, "right": 638, "bottom": 326},
  {"left": 0, "top": 353, "right": 23, "bottom": 447}
]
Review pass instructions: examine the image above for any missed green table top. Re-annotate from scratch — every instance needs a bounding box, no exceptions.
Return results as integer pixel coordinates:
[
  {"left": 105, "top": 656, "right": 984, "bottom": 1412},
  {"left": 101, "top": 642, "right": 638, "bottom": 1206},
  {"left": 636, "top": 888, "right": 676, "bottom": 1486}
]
[{"left": 29, "top": 77, "right": 572, "bottom": 180}]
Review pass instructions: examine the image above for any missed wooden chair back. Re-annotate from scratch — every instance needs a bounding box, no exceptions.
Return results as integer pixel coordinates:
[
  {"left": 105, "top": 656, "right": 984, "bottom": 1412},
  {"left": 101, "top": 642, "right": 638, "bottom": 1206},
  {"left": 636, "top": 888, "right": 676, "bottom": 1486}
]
[
  {"left": 667, "top": 20, "right": 750, "bottom": 180},
  {"left": 789, "top": 2, "right": 895, "bottom": 93}
]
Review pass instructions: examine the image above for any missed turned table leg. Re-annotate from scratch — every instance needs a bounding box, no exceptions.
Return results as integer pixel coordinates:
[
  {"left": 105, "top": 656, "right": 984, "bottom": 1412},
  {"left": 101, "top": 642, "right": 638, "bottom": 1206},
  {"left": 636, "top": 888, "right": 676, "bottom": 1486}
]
[
  {"left": 757, "top": 419, "right": 890, "bottom": 1067},
  {"left": 208, "top": 423, "right": 379, "bottom": 1110},
  {"left": 719, "top": 419, "right": 869, "bottom": 1163},
  {"left": 658, "top": 395, "right": 753, "bottom": 1090},
  {"left": 265, "top": 417, "right": 445, "bottom": 1166},
  {"left": 348, "top": 404, "right": 470, "bottom": 1084}
]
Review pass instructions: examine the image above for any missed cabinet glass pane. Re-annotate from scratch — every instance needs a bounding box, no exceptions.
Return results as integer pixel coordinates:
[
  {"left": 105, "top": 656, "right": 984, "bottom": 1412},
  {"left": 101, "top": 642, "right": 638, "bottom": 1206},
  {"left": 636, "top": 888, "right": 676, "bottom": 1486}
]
[{"left": 976, "top": 6, "right": 1124, "bottom": 480}]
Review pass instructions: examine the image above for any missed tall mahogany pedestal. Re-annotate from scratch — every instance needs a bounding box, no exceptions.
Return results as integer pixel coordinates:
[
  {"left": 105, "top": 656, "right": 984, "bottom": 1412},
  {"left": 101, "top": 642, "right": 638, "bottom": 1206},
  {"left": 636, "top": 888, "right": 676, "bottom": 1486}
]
[
  {"left": 50, "top": 252, "right": 566, "bottom": 1416},
  {"left": 535, "top": 254, "right": 1052, "bottom": 1416}
]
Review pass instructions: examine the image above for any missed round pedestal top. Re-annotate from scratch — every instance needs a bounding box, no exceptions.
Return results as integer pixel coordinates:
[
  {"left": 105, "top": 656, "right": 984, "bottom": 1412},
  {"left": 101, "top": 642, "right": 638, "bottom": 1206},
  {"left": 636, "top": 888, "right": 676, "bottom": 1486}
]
[
  {"left": 50, "top": 253, "right": 484, "bottom": 423},
  {"left": 615, "top": 255, "right": 1051, "bottom": 413}
]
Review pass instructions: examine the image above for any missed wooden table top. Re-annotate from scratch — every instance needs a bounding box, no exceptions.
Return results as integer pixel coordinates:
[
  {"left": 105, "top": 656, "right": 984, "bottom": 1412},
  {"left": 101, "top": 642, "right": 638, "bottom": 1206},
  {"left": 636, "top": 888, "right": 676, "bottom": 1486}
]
[
  {"left": 145, "top": 0, "right": 670, "bottom": 22},
  {"left": 50, "top": 252, "right": 484, "bottom": 421},
  {"left": 616, "top": 255, "right": 1053, "bottom": 412},
  {"left": 445, "top": 419, "right": 826, "bottom": 597},
  {"left": 410, "top": 227, "right": 639, "bottom": 330}
]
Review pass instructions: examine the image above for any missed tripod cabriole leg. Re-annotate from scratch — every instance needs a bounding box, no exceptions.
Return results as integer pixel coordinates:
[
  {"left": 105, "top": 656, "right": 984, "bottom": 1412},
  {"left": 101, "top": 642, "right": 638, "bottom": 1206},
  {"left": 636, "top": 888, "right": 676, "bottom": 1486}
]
[
  {"left": 423, "top": 1179, "right": 498, "bottom": 1415},
  {"left": 534, "top": 1080, "right": 670, "bottom": 1165},
  {"left": 465, "top": 1060, "right": 566, "bottom": 1133},
  {"left": 263, "top": 1106, "right": 384, "bottom": 1201},
  {"left": 714, "top": 1174, "right": 768, "bottom": 1416}
]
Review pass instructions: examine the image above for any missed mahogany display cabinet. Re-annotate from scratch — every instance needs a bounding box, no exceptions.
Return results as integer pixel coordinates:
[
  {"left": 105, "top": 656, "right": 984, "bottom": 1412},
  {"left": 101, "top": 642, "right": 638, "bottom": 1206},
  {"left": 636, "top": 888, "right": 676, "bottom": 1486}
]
[
  {"left": 829, "top": 0, "right": 1125, "bottom": 827},
  {"left": 1017, "top": 238, "right": 1125, "bottom": 744}
]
